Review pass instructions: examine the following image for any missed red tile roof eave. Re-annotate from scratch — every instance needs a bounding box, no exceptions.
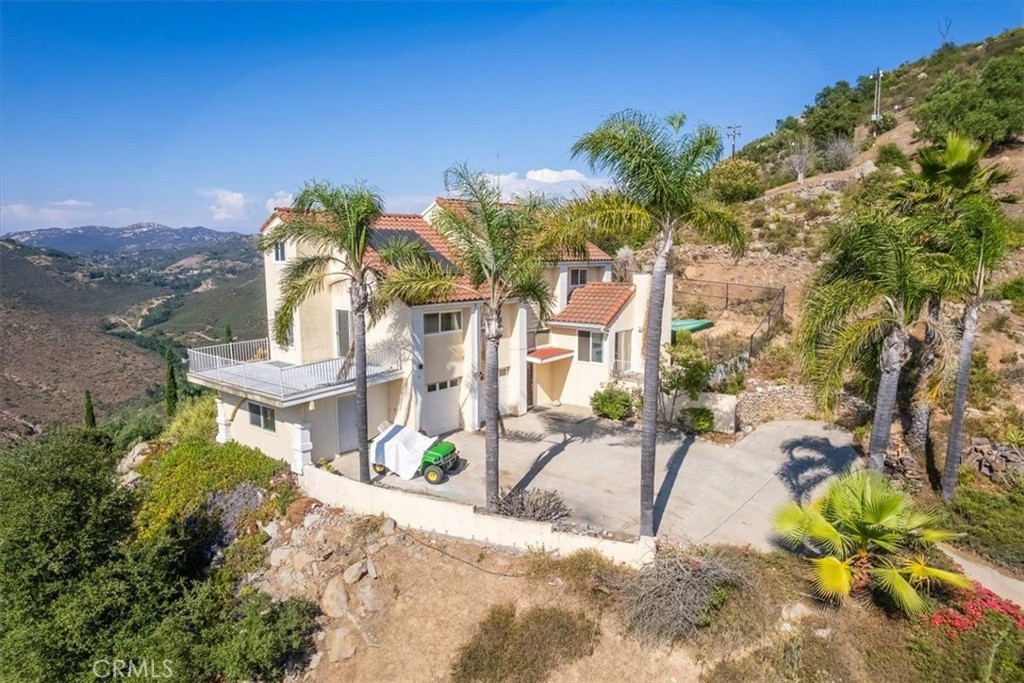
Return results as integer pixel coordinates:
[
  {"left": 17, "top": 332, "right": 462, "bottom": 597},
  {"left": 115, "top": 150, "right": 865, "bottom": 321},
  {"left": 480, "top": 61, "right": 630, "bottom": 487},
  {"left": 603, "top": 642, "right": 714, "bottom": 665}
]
[
  {"left": 527, "top": 347, "right": 575, "bottom": 363},
  {"left": 549, "top": 282, "right": 635, "bottom": 327}
]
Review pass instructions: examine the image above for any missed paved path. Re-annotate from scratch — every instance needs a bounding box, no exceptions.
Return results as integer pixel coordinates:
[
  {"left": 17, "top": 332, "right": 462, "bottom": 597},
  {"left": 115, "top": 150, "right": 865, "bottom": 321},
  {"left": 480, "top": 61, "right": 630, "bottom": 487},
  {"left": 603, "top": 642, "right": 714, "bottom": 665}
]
[
  {"left": 940, "top": 545, "right": 1024, "bottom": 603},
  {"left": 335, "top": 409, "right": 858, "bottom": 550}
]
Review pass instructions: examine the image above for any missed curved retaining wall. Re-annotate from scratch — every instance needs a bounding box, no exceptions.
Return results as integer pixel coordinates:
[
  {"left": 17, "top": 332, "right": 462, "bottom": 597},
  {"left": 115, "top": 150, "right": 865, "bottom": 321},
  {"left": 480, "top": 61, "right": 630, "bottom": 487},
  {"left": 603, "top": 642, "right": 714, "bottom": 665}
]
[{"left": 299, "top": 465, "right": 655, "bottom": 567}]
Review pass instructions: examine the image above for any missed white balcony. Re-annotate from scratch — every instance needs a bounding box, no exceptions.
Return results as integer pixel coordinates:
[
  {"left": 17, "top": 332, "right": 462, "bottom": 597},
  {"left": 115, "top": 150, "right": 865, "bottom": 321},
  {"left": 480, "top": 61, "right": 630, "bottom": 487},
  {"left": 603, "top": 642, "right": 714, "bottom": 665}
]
[{"left": 187, "top": 339, "right": 404, "bottom": 407}]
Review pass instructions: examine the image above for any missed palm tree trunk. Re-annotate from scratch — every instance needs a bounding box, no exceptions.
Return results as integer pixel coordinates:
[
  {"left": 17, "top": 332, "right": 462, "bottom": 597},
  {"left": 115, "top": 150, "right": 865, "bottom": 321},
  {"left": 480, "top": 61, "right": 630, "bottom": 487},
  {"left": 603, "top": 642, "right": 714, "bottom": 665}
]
[
  {"left": 351, "top": 281, "right": 371, "bottom": 484},
  {"left": 907, "top": 296, "right": 940, "bottom": 452},
  {"left": 639, "top": 224, "right": 673, "bottom": 537},
  {"left": 483, "top": 307, "right": 502, "bottom": 511},
  {"left": 868, "top": 328, "right": 908, "bottom": 472},
  {"left": 942, "top": 300, "right": 979, "bottom": 502}
]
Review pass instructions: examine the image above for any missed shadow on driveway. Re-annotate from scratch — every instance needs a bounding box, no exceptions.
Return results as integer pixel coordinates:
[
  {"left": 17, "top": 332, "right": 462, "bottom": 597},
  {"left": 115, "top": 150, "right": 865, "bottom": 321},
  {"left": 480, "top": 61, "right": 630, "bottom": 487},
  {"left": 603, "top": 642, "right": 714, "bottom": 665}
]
[
  {"left": 654, "top": 435, "right": 695, "bottom": 535},
  {"left": 776, "top": 435, "right": 859, "bottom": 503},
  {"left": 505, "top": 408, "right": 619, "bottom": 491}
]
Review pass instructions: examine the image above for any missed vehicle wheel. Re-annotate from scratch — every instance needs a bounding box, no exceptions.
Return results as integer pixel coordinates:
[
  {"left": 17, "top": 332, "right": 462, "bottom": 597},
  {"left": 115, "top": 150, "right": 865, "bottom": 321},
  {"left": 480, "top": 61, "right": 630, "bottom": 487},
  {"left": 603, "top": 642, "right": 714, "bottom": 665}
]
[
  {"left": 372, "top": 463, "right": 387, "bottom": 475},
  {"left": 423, "top": 465, "right": 445, "bottom": 485}
]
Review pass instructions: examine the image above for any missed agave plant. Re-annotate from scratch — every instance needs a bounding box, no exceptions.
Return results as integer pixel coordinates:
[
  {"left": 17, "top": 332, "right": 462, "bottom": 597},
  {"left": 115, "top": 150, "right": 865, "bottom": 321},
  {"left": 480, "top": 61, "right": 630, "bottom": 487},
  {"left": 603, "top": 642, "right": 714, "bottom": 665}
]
[{"left": 773, "top": 470, "right": 970, "bottom": 614}]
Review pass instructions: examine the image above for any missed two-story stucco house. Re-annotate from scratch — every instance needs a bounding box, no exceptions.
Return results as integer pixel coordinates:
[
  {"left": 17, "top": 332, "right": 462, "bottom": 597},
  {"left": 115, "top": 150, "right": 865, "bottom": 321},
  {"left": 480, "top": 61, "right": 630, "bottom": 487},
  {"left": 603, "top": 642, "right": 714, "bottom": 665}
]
[{"left": 187, "top": 198, "right": 672, "bottom": 472}]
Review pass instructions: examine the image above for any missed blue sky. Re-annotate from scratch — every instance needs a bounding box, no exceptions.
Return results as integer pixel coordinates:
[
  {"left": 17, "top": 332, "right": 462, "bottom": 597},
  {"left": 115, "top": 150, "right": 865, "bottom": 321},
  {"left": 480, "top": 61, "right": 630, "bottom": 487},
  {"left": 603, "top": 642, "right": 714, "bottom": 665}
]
[{"left": 1, "top": 1, "right": 1020, "bottom": 233}]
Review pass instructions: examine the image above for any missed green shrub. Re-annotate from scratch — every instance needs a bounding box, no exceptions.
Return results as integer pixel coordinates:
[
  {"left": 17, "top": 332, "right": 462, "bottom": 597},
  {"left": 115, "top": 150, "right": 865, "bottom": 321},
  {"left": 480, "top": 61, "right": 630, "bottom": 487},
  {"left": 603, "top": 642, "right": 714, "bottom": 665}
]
[
  {"left": 451, "top": 604, "right": 597, "bottom": 683},
  {"left": 165, "top": 394, "right": 218, "bottom": 443},
  {"left": 103, "top": 406, "right": 165, "bottom": 453},
  {"left": 950, "top": 471, "right": 1024, "bottom": 572},
  {"left": 709, "top": 158, "right": 764, "bottom": 203},
  {"left": 967, "top": 351, "right": 1002, "bottom": 411},
  {"left": 683, "top": 298, "right": 710, "bottom": 319},
  {"left": 913, "top": 52, "right": 1024, "bottom": 144},
  {"left": 1000, "top": 276, "right": 1024, "bottom": 315},
  {"left": 590, "top": 383, "right": 636, "bottom": 420},
  {"left": 685, "top": 407, "right": 715, "bottom": 434},
  {"left": 717, "top": 371, "right": 746, "bottom": 395},
  {"left": 212, "top": 592, "right": 317, "bottom": 682},
  {"left": 875, "top": 142, "right": 911, "bottom": 170},
  {"left": 136, "top": 440, "right": 285, "bottom": 538},
  {"left": 877, "top": 111, "right": 897, "bottom": 133}
]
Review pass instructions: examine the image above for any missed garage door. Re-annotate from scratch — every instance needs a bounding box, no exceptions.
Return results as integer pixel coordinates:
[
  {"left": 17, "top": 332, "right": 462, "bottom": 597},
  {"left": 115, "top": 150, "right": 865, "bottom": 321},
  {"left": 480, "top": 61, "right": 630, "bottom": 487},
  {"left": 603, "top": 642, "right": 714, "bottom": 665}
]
[{"left": 421, "top": 378, "right": 461, "bottom": 436}]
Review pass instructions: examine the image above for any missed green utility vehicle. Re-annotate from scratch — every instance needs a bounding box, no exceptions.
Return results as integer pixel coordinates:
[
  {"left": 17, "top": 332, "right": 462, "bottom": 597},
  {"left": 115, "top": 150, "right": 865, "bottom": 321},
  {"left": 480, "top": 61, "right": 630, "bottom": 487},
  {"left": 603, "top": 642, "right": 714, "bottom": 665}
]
[{"left": 370, "top": 423, "right": 462, "bottom": 484}]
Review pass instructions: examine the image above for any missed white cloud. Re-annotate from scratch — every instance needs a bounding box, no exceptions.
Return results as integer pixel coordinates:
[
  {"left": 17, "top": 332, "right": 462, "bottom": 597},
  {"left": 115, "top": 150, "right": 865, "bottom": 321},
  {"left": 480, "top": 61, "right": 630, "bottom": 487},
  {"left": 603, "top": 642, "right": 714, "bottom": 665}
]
[
  {"left": 50, "top": 198, "right": 94, "bottom": 207},
  {"left": 482, "top": 168, "right": 609, "bottom": 200},
  {"left": 264, "top": 191, "right": 294, "bottom": 215},
  {"left": 200, "top": 188, "right": 249, "bottom": 221}
]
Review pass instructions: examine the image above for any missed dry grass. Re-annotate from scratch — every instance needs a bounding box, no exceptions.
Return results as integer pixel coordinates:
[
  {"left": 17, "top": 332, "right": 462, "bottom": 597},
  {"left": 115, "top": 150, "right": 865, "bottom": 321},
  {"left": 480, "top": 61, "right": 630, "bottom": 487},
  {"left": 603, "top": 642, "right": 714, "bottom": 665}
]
[
  {"left": 450, "top": 604, "right": 598, "bottom": 683},
  {"left": 523, "top": 549, "right": 631, "bottom": 607}
]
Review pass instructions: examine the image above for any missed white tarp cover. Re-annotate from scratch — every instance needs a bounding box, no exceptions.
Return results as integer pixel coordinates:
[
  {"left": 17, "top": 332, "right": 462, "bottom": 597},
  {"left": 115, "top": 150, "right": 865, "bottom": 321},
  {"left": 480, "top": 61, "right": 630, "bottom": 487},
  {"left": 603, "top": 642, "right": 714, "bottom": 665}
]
[{"left": 370, "top": 423, "right": 437, "bottom": 480}]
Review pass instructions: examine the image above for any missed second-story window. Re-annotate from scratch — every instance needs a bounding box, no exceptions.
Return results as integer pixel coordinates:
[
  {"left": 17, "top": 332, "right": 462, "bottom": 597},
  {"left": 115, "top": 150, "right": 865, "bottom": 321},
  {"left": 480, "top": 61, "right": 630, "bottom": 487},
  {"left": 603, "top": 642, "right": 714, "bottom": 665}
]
[
  {"left": 577, "top": 330, "right": 605, "bottom": 363},
  {"left": 273, "top": 241, "right": 287, "bottom": 262},
  {"left": 424, "top": 311, "right": 462, "bottom": 335},
  {"left": 568, "top": 268, "right": 588, "bottom": 297}
]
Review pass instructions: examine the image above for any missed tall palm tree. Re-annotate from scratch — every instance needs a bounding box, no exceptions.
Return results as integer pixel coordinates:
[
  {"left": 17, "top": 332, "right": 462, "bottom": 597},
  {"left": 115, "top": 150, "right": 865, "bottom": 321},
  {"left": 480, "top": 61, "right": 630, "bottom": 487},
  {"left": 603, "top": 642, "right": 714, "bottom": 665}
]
[
  {"left": 378, "top": 164, "right": 561, "bottom": 510},
  {"left": 567, "top": 111, "right": 746, "bottom": 537},
  {"left": 798, "top": 210, "right": 963, "bottom": 472},
  {"left": 258, "top": 181, "right": 384, "bottom": 484},
  {"left": 901, "top": 134, "right": 1015, "bottom": 453},
  {"left": 940, "top": 194, "right": 1016, "bottom": 501}
]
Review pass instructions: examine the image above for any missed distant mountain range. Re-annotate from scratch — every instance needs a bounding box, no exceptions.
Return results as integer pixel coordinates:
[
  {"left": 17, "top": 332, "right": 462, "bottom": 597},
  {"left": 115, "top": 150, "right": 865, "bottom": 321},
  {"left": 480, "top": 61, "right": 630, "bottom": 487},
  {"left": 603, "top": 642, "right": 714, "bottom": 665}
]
[{"left": 5, "top": 223, "right": 252, "bottom": 255}]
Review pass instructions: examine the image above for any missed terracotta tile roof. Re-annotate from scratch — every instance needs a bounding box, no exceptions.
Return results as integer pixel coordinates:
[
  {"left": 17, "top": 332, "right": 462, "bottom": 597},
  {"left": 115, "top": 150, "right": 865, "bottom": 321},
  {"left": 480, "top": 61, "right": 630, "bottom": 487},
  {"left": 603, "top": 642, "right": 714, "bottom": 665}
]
[
  {"left": 549, "top": 282, "right": 634, "bottom": 328},
  {"left": 430, "top": 197, "right": 612, "bottom": 262},
  {"left": 527, "top": 346, "right": 574, "bottom": 363},
  {"left": 261, "top": 207, "right": 484, "bottom": 303}
]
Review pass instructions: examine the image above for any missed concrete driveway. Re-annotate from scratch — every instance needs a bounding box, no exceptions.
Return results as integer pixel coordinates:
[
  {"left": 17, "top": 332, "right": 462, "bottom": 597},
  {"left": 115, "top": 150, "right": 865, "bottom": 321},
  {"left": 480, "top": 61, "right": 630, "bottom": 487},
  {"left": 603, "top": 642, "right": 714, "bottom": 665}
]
[{"left": 334, "top": 407, "right": 858, "bottom": 550}]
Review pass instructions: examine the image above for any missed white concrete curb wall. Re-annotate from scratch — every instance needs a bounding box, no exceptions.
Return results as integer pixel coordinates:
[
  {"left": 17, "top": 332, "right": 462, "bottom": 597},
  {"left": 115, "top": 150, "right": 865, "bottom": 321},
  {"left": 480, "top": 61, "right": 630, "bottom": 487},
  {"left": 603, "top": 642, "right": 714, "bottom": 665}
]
[{"left": 299, "top": 465, "right": 654, "bottom": 567}]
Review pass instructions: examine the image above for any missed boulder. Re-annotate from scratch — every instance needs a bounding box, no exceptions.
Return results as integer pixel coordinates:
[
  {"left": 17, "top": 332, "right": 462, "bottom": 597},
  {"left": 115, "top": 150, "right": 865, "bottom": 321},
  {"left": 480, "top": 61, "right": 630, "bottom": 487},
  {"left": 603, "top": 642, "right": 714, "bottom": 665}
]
[
  {"left": 118, "top": 441, "right": 150, "bottom": 474},
  {"left": 381, "top": 518, "right": 397, "bottom": 535},
  {"left": 356, "top": 580, "right": 383, "bottom": 614},
  {"left": 324, "top": 626, "right": 357, "bottom": 662},
  {"left": 320, "top": 575, "right": 350, "bottom": 618},
  {"left": 343, "top": 560, "right": 367, "bottom": 584},
  {"left": 366, "top": 557, "right": 378, "bottom": 580}
]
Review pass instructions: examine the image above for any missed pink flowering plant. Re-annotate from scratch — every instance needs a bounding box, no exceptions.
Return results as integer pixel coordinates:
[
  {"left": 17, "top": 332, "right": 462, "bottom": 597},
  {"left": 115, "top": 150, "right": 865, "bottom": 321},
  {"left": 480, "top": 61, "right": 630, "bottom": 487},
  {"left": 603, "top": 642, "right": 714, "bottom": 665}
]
[{"left": 928, "top": 579, "right": 1024, "bottom": 640}]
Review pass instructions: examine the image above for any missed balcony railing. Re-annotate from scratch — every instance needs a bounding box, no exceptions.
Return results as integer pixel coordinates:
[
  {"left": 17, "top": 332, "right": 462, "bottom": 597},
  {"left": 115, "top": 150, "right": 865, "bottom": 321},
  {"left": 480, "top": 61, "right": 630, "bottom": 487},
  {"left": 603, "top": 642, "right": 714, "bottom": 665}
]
[
  {"left": 611, "top": 358, "right": 642, "bottom": 379},
  {"left": 187, "top": 338, "right": 404, "bottom": 404}
]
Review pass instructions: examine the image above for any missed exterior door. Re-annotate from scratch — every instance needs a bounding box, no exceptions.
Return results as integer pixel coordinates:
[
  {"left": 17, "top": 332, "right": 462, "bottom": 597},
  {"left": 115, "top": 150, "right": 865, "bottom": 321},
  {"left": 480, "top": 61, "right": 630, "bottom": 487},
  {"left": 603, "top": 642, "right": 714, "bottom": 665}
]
[{"left": 337, "top": 396, "right": 358, "bottom": 452}]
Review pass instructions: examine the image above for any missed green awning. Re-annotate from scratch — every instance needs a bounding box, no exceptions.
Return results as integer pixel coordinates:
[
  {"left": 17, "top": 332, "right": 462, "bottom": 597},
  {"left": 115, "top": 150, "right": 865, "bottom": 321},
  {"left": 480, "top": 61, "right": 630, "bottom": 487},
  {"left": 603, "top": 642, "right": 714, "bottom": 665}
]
[{"left": 672, "top": 318, "right": 714, "bottom": 333}]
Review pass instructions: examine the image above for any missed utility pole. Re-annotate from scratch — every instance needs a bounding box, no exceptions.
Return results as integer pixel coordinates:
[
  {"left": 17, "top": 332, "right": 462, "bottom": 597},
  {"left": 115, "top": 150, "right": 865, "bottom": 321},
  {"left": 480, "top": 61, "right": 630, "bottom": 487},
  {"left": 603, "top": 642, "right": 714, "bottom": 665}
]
[
  {"left": 725, "top": 124, "right": 741, "bottom": 158},
  {"left": 870, "top": 67, "right": 883, "bottom": 137}
]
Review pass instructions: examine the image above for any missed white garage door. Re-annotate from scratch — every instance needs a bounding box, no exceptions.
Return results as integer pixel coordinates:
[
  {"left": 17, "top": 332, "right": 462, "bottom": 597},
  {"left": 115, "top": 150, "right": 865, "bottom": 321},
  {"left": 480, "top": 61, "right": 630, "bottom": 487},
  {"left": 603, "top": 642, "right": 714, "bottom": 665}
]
[{"left": 421, "top": 379, "right": 461, "bottom": 436}]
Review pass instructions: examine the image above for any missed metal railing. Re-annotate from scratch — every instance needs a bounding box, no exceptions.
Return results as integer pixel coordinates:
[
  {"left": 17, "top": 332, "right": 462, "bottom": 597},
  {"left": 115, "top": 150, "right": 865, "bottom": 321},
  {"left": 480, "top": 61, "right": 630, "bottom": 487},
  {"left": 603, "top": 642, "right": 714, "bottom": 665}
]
[
  {"left": 187, "top": 339, "right": 404, "bottom": 400},
  {"left": 611, "top": 358, "right": 642, "bottom": 379},
  {"left": 188, "top": 338, "right": 271, "bottom": 373}
]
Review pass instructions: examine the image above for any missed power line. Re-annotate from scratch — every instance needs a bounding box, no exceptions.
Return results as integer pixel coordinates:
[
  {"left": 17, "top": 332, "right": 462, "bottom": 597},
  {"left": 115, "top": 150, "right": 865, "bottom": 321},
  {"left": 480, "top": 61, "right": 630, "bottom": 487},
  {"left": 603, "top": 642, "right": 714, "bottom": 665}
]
[{"left": 725, "top": 124, "right": 742, "bottom": 158}]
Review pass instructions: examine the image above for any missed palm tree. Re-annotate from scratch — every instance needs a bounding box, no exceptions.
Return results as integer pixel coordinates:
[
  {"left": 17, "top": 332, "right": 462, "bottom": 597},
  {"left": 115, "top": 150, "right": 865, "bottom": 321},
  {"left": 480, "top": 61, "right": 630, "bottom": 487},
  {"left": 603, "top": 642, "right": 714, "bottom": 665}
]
[
  {"left": 567, "top": 110, "right": 746, "bottom": 537},
  {"left": 773, "top": 470, "right": 970, "bottom": 615},
  {"left": 258, "top": 181, "right": 384, "bottom": 484},
  {"left": 939, "top": 195, "right": 1016, "bottom": 501},
  {"left": 798, "top": 210, "right": 963, "bottom": 472},
  {"left": 901, "top": 134, "right": 1015, "bottom": 453},
  {"left": 378, "top": 164, "right": 560, "bottom": 510}
]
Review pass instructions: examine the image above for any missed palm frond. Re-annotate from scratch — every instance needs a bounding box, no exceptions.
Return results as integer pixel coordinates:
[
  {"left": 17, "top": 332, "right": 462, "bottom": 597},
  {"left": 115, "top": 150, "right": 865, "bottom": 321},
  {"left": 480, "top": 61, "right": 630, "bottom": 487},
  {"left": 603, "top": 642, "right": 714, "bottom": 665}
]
[
  {"left": 376, "top": 262, "right": 462, "bottom": 307},
  {"left": 772, "top": 501, "right": 809, "bottom": 548},
  {"left": 898, "top": 556, "right": 973, "bottom": 590},
  {"left": 872, "top": 565, "right": 925, "bottom": 614},
  {"left": 271, "top": 254, "right": 334, "bottom": 346},
  {"left": 688, "top": 198, "right": 747, "bottom": 256},
  {"left": 810, "top": 556, "right": 854, "bottom": 603}
]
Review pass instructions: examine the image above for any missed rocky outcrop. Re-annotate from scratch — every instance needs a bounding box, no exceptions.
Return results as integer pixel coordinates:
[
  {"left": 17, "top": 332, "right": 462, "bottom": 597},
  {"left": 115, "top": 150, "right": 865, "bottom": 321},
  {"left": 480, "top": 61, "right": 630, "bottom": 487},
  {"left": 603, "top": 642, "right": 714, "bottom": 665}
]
[
  {"left": 883, "top": 443, "right": 925, "bottom": 494},
  {"left": 965, "top": 437, "right": 1023, "bottom": 480}
]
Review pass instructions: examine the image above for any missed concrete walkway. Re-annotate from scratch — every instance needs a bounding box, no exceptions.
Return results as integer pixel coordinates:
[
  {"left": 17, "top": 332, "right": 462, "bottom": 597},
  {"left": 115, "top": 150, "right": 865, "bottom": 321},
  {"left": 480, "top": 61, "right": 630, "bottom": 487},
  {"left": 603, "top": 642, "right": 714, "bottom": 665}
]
[
  {"left": 335, "top": 409, "right": 858, "bottom": 551},
  {"left": 940, "top": 544, "right": 1024, "bottom": 603}
]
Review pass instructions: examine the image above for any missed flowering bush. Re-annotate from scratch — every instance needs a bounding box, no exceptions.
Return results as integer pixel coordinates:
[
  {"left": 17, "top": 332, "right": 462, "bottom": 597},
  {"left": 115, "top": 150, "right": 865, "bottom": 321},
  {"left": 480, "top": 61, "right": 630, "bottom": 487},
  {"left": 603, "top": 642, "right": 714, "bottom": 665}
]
[{"left": 928, "top": 580, "right": 1024, "bottom": 640}]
